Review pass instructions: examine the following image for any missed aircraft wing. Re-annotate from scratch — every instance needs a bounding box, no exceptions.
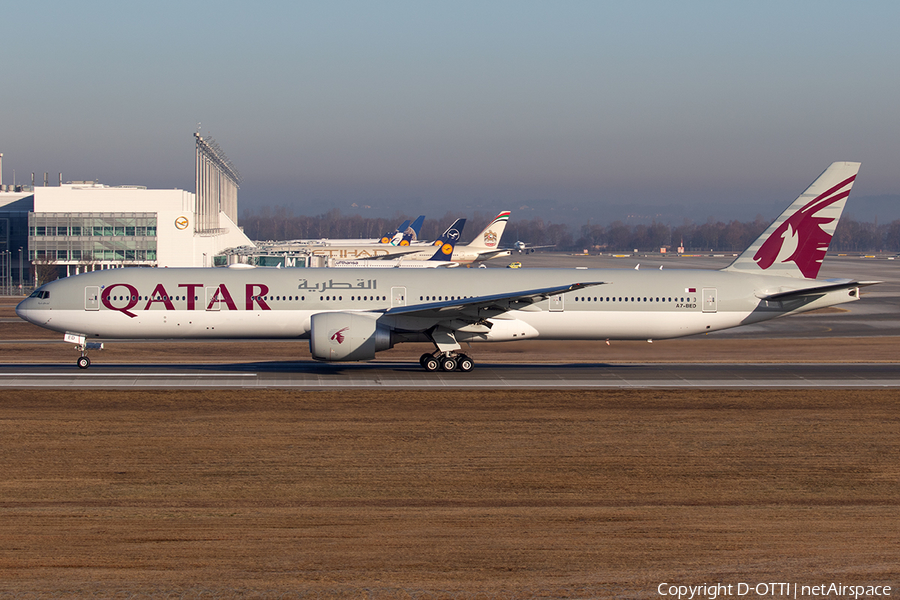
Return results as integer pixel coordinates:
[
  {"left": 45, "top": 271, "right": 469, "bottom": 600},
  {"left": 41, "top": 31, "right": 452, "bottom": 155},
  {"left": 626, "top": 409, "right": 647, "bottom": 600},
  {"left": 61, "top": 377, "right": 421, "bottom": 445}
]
[
  {"left": 376, "top": 281, "right": 605, "bottom": 322},
  {"left": 756, "top": 279, "right": 880, "bottom": 302},
  {"left": 359, "top": 247, "right": 435, "bottom": 259}
]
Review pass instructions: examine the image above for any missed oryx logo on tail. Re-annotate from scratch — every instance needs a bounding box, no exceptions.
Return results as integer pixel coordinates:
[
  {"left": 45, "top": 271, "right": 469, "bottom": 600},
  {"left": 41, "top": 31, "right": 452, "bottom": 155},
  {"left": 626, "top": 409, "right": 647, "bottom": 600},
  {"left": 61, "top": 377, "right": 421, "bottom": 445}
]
[
  {"left": 726, "top": 162, "right": 860, "bottom": 279},
  {"left": 753, "top": 174, "right": 856, "bottom": 278}
]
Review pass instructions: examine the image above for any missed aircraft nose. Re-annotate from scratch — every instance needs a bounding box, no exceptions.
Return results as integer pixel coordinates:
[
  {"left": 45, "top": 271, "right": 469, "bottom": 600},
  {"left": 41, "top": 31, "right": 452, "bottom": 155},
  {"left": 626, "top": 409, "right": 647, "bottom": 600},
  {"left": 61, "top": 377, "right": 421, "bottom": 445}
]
[{"left": 15, "top": 298, "right": 31, "bottom": 322}]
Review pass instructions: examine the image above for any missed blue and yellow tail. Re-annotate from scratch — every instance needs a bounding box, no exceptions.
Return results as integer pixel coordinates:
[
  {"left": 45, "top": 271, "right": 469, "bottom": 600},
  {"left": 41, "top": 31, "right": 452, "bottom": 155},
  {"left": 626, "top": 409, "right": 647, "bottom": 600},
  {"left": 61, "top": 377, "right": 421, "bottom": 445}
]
[{"left": 428, "top": 218, "right": 466, "bottom": 262}]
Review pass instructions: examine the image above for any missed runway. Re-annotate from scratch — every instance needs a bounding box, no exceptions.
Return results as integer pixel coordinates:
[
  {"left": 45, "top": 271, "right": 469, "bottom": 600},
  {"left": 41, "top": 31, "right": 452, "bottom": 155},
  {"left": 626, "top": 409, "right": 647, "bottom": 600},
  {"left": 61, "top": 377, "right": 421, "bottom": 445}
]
[{"left": 3, "top": 361, "right": 899, "bottom": 388}]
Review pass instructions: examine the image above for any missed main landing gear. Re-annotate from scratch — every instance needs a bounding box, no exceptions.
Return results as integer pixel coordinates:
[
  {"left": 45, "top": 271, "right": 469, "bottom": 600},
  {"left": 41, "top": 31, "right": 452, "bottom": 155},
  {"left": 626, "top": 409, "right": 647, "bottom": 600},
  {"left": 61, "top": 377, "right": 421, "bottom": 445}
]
[
  {"left": 419, "top": 352, "right": 475, "bottom": 373},
  {"left": 421, "top": 325, "right": 474, "bottom": 372}
]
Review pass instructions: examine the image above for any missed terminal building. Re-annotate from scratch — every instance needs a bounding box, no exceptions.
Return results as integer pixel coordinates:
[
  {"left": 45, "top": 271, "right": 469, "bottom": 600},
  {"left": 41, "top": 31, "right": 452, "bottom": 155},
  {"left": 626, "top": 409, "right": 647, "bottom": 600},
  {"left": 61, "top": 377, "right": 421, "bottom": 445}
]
[{"left": 0, "top": 134, "right": 255, "bottom": 292}]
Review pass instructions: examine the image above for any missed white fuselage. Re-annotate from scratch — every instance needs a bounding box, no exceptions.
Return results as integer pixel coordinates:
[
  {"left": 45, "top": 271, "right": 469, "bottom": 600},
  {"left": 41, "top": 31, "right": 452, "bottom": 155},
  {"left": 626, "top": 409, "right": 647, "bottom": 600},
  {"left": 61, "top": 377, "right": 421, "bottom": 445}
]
[{"left": 16, "top": 266, "right": 859, "bottom": 345}]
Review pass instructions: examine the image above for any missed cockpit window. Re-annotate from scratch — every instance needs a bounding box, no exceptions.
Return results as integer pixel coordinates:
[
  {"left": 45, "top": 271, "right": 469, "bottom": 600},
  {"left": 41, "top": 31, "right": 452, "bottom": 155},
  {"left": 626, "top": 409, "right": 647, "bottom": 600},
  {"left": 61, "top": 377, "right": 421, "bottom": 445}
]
[{"left": 29, "top": 290, "right": 50, "bottom": 299}]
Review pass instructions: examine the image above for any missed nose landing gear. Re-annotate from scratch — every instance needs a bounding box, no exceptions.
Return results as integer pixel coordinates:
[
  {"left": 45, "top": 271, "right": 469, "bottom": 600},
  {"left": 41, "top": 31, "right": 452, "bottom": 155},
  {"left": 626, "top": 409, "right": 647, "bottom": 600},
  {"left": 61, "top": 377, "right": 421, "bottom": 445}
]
[{"left": 65, "top": 334, "right": 103, "bottom": 369}]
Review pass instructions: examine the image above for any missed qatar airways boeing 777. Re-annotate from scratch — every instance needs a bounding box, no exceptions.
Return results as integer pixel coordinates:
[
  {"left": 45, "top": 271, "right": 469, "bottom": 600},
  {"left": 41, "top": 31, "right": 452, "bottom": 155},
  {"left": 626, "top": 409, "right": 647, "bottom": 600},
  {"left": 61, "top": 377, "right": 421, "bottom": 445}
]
[{"left": 17, "top": 162, "right": 874, "bottom": 372}]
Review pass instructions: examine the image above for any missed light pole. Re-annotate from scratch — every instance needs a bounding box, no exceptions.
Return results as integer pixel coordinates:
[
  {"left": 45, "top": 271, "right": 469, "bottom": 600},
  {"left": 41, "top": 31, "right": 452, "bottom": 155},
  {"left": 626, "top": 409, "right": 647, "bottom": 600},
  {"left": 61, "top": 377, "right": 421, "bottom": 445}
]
[{"left": 1, "top": 250, "right": 7, "bottom": 295}]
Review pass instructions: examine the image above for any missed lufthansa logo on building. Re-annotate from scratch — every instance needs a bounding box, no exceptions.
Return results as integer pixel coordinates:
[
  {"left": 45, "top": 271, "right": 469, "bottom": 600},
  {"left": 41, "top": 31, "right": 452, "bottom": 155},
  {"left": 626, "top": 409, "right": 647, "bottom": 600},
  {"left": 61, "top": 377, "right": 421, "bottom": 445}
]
[{"left": 175, "top": 216, "right": 190, "bottom": 230}]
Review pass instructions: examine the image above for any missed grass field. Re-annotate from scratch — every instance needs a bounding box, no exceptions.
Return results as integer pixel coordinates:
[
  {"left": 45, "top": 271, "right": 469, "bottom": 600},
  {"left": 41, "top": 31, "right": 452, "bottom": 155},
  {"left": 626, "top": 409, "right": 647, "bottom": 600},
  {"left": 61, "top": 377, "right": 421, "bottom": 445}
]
[{"left": 0, "top": 389, "right": 898, "bottom": 598}]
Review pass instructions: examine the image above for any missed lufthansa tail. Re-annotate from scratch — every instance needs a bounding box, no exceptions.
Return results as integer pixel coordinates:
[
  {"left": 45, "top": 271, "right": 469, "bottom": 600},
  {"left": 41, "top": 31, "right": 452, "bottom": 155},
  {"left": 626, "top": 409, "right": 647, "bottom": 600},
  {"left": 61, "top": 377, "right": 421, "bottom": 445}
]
[
  {"left": 428, "top": 218, "right": 466, "bottom": 262},
  {"left": 726, "top": 162, "right": 860, "bottom": 279}
]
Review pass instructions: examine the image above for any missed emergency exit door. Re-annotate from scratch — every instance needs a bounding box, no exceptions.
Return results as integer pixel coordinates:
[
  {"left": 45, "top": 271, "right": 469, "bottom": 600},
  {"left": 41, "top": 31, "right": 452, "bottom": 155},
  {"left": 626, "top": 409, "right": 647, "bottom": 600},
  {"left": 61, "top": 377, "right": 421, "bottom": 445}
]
[
  {"left": 85, "top": 286, "right": 99, "bottom": 310},
  {"left": 391, "top": 286, "right": 407, "bottom": 308},
  {"left": 549, "top": 294, "right": 565, "bottom": 312},
  {"left": 702, "top": 288, "right": 718, "bottom": 313}
]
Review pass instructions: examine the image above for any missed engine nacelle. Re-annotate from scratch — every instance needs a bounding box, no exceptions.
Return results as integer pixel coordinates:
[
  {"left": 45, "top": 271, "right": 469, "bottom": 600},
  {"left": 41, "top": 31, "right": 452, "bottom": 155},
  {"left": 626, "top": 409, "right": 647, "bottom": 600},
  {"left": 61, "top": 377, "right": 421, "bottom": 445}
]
[{"left": 309, "top": 312, "right": 393, "bottom": 361}]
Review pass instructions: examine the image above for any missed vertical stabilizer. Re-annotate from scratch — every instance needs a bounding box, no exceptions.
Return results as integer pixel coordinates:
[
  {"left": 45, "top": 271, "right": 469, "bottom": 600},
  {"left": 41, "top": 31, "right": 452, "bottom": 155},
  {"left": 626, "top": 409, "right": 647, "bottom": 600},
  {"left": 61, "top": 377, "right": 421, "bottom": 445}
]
[
  {"left": 432, "top": 218, "right": 466, "bottom": 246},
  {"left": 428, "top": 218, "right": 466, "bottom": 261},
  {"left": 725, "top": 162, "right": 860, "bottom": 279},
  {"left": 408, "top": 215, "right": 425, "bottom": 238},
  {"left": 466, "top": 211, "right": 510, "bottom": 250},
  {"left": 381, "top": 219, "right": 410, "bottom": 244}
]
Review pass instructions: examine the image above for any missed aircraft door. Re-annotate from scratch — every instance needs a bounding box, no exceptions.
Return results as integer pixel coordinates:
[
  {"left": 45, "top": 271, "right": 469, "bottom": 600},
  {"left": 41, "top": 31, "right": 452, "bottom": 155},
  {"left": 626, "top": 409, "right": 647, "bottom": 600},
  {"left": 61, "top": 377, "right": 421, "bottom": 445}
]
[
  {"left": 549, "top": 293, "right": 565, "bottom": 312},
  {"left": 85, "top": 286, "right": 100, "bottom": 310},
  {"left": 702, "top": 288, "right": 718, "bottom": 313},
  {"left": 391, "top": 286, "right": 407, "bottom": 308},
  {"left": 205, "top": 287, "right": 221, "bottom": 311}
]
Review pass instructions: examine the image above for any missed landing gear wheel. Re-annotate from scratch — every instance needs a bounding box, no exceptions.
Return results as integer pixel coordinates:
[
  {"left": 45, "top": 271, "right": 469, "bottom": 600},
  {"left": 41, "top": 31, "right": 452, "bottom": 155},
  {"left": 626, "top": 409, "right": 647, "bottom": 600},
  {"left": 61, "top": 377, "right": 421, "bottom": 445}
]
[
  {"left": 456, "top": 355, "right": 474, "bottom": 372},
  {"left": 423, "top": 356, "right": 440, "bottom": 372},
  {"left": 440, "top": 356, "right": 457, "bottom": 372},
  {"left": 419, "top": 353, "right": 434, "bottom": 368},
  {"left": 77, "top": 356, "right": 91, "bottom": 369}
]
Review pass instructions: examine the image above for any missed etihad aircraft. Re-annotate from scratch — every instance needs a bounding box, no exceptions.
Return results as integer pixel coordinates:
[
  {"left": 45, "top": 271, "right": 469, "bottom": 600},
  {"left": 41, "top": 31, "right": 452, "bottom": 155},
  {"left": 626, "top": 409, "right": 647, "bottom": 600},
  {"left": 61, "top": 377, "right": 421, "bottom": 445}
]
[
  {"left": 392, "top": 210, "right": 512, "bottom": 264},
  {"left": 284, "top": 211, "right": 509, "bottom": 262},
  {"left": 330, "top": 219, "right": 466, "bottom": 268},
  {"left": 265, "top": 214, "right": 462, "bottom": 260},
  {"left": 17, "top": 162, "right": 874, "bottom": 372},
  {"left": 266, "top": 215, "right": 427, "bottom": 248}
]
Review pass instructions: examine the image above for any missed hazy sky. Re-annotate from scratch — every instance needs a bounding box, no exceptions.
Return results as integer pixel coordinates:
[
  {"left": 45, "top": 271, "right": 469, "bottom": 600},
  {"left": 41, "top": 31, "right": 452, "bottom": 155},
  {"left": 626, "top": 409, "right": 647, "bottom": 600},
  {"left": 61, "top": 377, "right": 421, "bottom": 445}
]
[{"left": 4, "top": 1, "right": 899, "bottom": 224}]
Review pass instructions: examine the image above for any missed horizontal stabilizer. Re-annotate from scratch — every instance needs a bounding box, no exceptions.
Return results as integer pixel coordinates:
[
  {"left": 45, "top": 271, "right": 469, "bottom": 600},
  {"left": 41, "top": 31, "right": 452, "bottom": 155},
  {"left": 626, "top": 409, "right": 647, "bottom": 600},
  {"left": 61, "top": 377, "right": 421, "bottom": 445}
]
[{"left": 756, "top": 279, "right": 879, "bottom": 302}]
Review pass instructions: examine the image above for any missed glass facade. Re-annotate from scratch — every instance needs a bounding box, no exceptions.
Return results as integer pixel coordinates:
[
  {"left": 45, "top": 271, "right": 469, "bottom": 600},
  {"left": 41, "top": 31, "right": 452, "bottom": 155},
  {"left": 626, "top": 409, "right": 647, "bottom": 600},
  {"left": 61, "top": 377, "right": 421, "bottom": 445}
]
[{"left": 28, "top": 212, "right": 158, "bottom": 264}]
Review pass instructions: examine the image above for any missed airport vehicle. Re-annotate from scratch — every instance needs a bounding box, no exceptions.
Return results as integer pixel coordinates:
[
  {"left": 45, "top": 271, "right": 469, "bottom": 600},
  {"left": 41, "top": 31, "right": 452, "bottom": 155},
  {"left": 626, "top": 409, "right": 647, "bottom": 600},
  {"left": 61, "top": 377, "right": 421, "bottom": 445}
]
[{"left": 17, "top": 162, "right": 874, "bottom": 372}]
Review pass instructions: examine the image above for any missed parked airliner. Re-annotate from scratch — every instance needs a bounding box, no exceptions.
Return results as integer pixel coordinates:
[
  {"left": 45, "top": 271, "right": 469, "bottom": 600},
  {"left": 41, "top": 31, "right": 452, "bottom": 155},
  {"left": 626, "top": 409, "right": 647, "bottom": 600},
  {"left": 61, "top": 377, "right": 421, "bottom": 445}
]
[
  {"left": 263, "top": 212, "right": 506, "bottom": 262},
  {"left": 281, "top": 215, "right": 426, "bottom": 246},
  {"left": 330, "top": 219, "right": 466, "bottom": 268},
  {"left": 17, "top": 163, "right": 874, "bottom": 372},
  {"left": 391, "top": 211, "right": 511, "bottom": 264}
]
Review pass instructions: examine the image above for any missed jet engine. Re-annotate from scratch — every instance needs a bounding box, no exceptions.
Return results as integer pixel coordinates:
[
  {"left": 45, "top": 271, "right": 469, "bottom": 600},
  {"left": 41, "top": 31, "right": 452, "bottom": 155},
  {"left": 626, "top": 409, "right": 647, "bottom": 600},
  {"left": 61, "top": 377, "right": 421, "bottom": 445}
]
[{"left": 309, "top": 312, "right": 394, "bottom": 361}]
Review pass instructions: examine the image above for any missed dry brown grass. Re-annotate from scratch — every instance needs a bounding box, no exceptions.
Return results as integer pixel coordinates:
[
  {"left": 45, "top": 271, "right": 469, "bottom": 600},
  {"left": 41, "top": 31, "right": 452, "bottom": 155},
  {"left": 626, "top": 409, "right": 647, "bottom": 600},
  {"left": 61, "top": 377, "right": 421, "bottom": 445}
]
[{"left": 0, "top": 389, "right": 898, "bottom": 597}]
